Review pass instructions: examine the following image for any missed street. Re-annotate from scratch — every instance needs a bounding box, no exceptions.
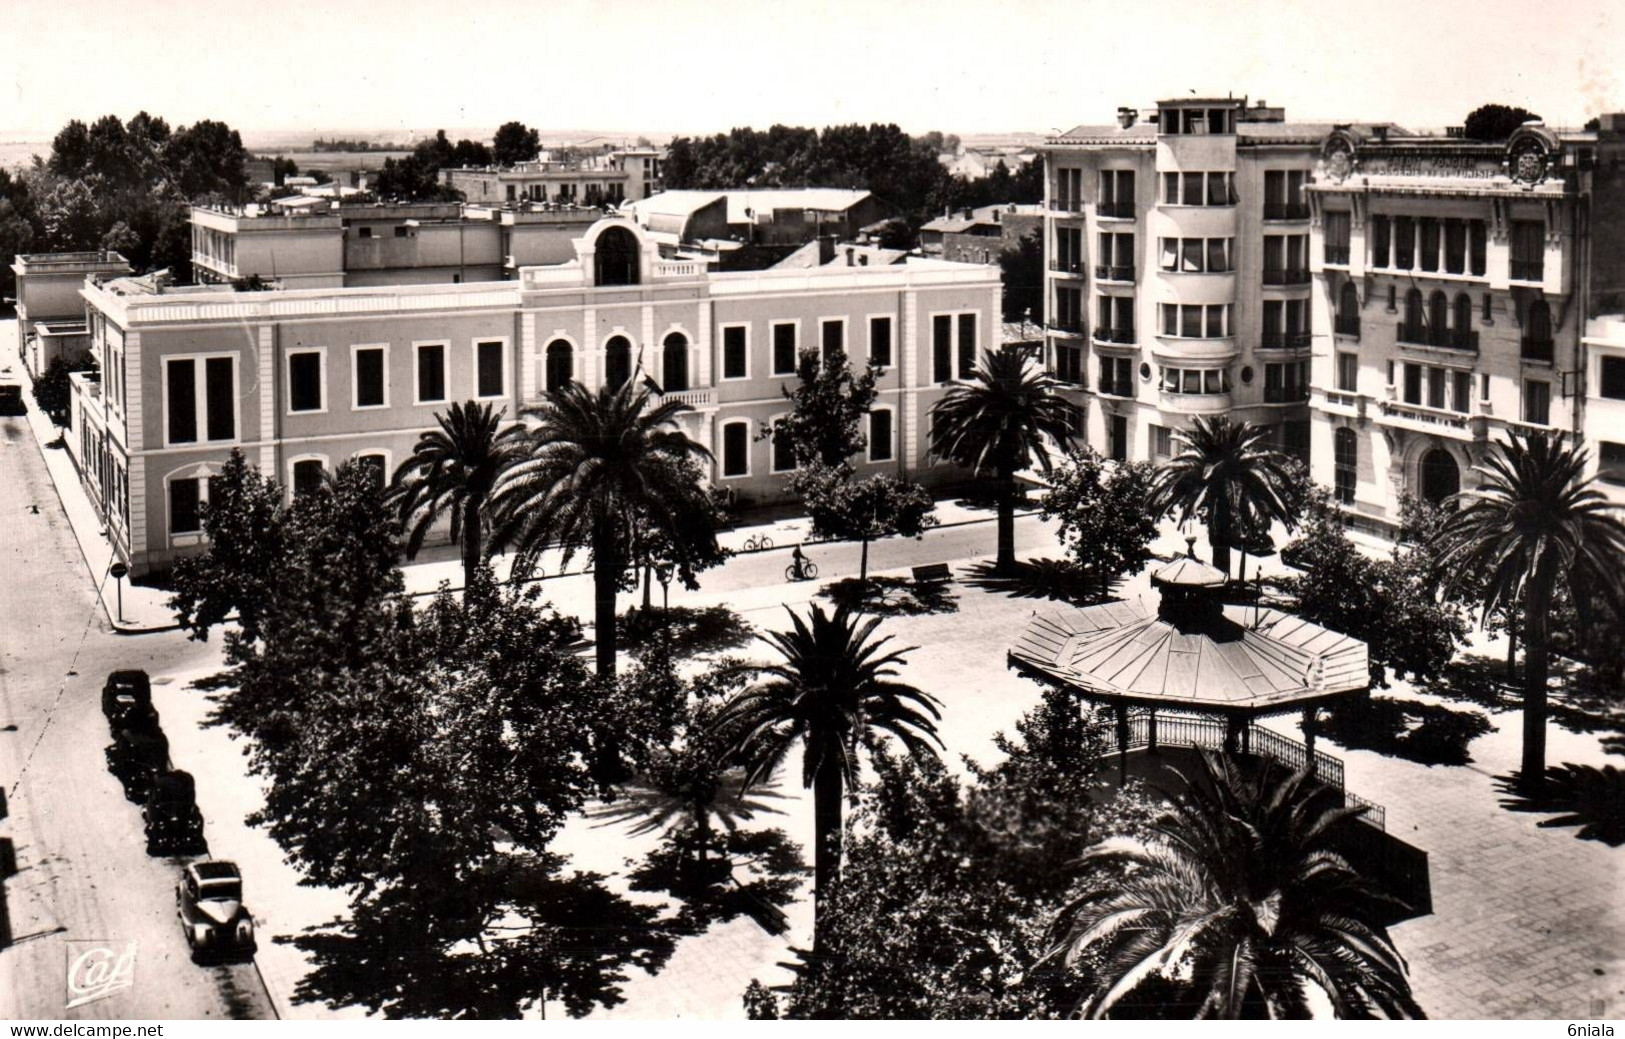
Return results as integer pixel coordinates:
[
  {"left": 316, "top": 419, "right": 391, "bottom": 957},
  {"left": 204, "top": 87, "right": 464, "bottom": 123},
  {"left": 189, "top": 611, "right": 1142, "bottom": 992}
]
[{"left": 0, "top": 406, "right": 274, "bottom": 1019}]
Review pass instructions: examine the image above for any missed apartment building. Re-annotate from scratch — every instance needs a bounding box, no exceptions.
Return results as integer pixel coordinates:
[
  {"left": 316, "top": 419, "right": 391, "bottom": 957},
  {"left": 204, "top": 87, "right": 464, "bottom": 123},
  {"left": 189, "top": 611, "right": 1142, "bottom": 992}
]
[
  {"left": 1038, "top": 98, "right": 1398, "bottom": 466},
  {"left": 70, "top": 216, "right": 998, "bottom": 575},
  {"left": 1306, "top": 118, "right": 1625, "bottom": 530},
  {"left": 11, "top": 251, "right": 132, "bottom": 375},
  {"left": 441, "top": 146, "right": 665, "bottom": 206}
]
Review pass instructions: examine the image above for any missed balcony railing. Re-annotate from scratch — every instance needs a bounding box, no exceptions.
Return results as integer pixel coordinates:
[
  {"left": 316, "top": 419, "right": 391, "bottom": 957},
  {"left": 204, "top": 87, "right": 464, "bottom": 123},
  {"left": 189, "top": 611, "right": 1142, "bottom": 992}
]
[
  {"left": 1098, "top": 380, "right": 1134, "bottom": 398},
  {"left": 1050, "top": 197, "right": 1083, "bottom": 213},
  {"left": 1396, "top": 323, "right": 1478, "bottom": 353},
  {"left": 1050, "top": 257, "right": 1084, "bottom": 274},
  {"left": 1334, "top": 314, "right": 1361, "bottom": 338},
  {"left": 1521, "top": 337, "right": 1555, "bottom": 363},
  {"left": 1263, "top": 268, "right": 1311, "bottom": 287},
  {"left": 1093, "top": 325, "right": 1136, "bottom": 345},
  {"left": 1047, "top": 366, "right": 1086, "bottom": 387},
  {"left": 1094, "top": 263, "right": 1135, "bottom": 282},
  {"left": 1098, "top": 200, "right": 1136, "bottom": 219},
  {"left": 1324, "top": 245, "right": 1351, "bottom": 265},
  {"left": 1510, "top": 259, "right": 1545, "bottom": 282},
  {"left": 1048, "top": 316, "right": 1086, "bottom": 335},
  {"left": 1264, "top": 385, "right": 1311, "bottom": 404},
  {"left": 1378, "top": 398, "right": 1472, "bottom": 432},
  {"left": 1263, "top": 202, "right": 1311, "bottom": 221},
  {"left": 1261, "top": 330, "right": 1312, "bottom": 350},
  {"left": 652, "top": 387, "right": 715, "bottom": 408}
]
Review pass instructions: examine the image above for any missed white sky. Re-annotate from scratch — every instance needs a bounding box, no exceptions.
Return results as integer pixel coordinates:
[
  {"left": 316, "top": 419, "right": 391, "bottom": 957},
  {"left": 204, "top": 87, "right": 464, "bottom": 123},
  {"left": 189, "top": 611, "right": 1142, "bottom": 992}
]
[{"left": 2, "top": 0, "right": 1621, "bottom": 139}]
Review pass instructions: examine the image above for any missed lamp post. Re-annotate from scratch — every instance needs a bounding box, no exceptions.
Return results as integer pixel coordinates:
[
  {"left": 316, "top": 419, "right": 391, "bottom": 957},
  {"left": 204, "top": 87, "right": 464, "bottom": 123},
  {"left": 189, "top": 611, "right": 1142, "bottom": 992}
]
[{"left": 109, "top": 561, "right": 128, "bottom": 624}]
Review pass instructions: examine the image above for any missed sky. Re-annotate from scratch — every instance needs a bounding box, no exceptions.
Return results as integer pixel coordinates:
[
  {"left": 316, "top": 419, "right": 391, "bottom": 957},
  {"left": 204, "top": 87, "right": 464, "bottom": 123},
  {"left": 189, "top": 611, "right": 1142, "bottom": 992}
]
[{"left": 1, "top": 0, "right": 1621, "bottom": 141}]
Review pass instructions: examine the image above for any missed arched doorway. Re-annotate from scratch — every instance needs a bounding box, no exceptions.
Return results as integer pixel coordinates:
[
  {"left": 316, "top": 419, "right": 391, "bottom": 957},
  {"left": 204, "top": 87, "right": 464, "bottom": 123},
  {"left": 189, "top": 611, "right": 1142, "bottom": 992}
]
[
  {"left": 605, "top": 336, "right": 632, "bottom": 390},
  {"left": 662, "top": 332, "right": 689, "bottom": 391},
  {"left": 545, "top": 339, "right": 573, "bottom": 392},
  {"left": 594, "top": 226, "right": 641, "bottom": 287},
  {"left": 1420, "top": 447, "right": 1460, "bottom": 503}
]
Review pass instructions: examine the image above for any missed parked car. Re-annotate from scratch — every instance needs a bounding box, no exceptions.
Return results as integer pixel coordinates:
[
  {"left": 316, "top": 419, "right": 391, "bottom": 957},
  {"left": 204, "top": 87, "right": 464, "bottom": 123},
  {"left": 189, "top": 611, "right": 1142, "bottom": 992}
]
[
  {"left": 176, "top": 861, "right": 255, "bottom": 961},
  {"left": 102, "top": 670, "right": 157, "bottom": 733},
  {"left": 106, "top": 726, "right": 169, "bottom": 803},
  {"left": 143, "top": 770, "right": 206, "bottom": 856},
  {"left": 0, "top": 379, "right": 24, "bottom": 416}
]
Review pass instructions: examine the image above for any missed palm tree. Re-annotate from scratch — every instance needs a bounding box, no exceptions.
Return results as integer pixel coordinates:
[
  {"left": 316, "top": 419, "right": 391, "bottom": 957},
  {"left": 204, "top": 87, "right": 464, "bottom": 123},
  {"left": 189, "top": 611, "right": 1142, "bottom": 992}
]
[
  {"left": 1046, "top": 752, "right": 1422, "bottom": 1019},
  {"left": 1149, "top": 415, "right": 1298, "bottom": 575},
  {"left": 389, "top": 400, "right": 525, "bottom": 589},
  {"left": 1431, "top": 433, "right": 1625, "bottom": 790},
  {"left": 929, "top": 345, "right": 1077, "bottom": 572},
  {"left": 716, "top": 604, "right": 942, "bottom": 954},
  {"left": 491, "top": 378, "right": 716, "bottom": 677}
]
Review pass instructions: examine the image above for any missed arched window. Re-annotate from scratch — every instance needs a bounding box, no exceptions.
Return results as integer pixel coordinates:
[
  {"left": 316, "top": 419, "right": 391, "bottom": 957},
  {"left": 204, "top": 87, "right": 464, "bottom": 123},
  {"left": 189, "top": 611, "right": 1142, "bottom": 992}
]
[
  {"left": 1333, "top": 428, "right": 1357, "bottom": 504},
  {"left": 1338, "top": 280, "right": 1359, "bottom": 321},
  {"left": 1428, "top": 290, "right": 1448, "bottom": 345},
  {"left": 545, "top": 339, "right": 573, "bottom": 392},
  {"left": 1421, "top": 448, "right": 1460, "bottom": 503},
  {"left": 605, "top": 336, "right": 632, "bottom": 391},
  {"left": 662, "top": 332, "right": 689, "bottom": 391},
  {"left": 1403, "top": 288, "right": 1424, "bottom": 340},
  {"left": 593, "top": 226, "right": 640, "bottom": 286},
  {"left": 1453, "top": 293, "right": 1473, "bottom": 331}
]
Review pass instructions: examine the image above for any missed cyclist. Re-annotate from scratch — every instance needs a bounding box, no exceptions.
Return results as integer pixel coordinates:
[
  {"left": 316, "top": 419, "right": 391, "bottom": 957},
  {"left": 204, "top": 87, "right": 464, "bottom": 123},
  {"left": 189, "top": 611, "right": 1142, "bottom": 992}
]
[{"left": 790, "top": 544, "right": 808, "bottom": 580}]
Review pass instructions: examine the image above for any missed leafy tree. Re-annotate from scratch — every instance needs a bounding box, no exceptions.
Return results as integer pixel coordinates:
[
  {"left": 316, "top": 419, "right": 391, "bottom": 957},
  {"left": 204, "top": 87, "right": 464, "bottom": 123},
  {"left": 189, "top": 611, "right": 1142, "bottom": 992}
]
[
  {"left": 163, "top": 119, "right": 250, "bottom": 200},
  {"left": 40, "top": 178, "right": 104, "bottom": 251},
  {"left": 998, "top": 229, "right": 1043, "bottom": 325},
  {"left": 1149, "top": 415, "right": 1297, "bottom": 575},
  {"left": 0, "top": 167, "right": 38, "bottom": 299},
  {"left": 764, "top": 346, "right": 880, "bottom": 469},
  {"left": 929, "top": 345, "right": 1077, "bottom": 573},
  {"left": 627, "top": 455, "right": 732, "bottom": 609},
  {"left": 374, "top": 154, "right": 459, "bottom": 202},
  {"left": 1041, "top": 447, "right": 1158, "bottom": 598},
  {"left": 1464, "top": 103, "right": 1542, "bottom": 141},
  {"left": 1430, "top": 434, "right": 1625, "bottom": 790},
  {"left": 449, "top": 138, "right": 493, "bottom": 168},
  {"left": 493, "top": 121, "right": 541, "bottom": 166},
  {"left": 389, "top": 400, "right": 526, "bottom": 589},
  {"left": 716, "top": 604, "right": 942, "bottom": 956},
  {"left": 1047, "top": 752, "right": 1423, "bottom": 1019},
  {"left": 789, "top": 463, "right": 937, "bottom": 581},
  {"left": 169, "top": 449, "right": 286, "bottom": 643},
  {"left": 30, "top": 354, "right": 97, "bottom": 426},
  {"left": 492, "top": 378, "right": 718, "bottom": 677}
]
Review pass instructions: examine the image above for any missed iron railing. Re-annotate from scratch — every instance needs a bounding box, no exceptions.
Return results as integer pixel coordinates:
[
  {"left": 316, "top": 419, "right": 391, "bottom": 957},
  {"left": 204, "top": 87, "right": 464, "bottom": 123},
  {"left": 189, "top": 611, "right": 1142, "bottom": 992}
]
[
  {"left": 1334, "top": 315, "right": 1361, "bottom": 338},
  {"left": 1098, "top": 200, "right": 1136, "bottom": 219},
  {"left": 1094, "top": 263, "right": 1135, "bottom": 282},
  {"left": 1263, "top": 202, "right": 1310, "bottom": 221}
]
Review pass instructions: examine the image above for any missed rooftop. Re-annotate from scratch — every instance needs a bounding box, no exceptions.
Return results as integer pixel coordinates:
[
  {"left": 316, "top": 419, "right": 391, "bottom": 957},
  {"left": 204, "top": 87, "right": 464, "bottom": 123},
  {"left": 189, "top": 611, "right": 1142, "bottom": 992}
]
[
  {"left": 12, "top": 251, "right": 132, "bottom": 274},
  {"left": 623, "top": 188, "right": 875, "bottom": 227}
]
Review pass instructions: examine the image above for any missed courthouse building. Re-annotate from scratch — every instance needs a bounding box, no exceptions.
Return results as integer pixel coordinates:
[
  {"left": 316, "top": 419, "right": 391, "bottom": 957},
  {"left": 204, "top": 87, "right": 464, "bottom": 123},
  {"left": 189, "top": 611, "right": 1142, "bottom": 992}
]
[{"left": 67, "top": 217, "right": 998, "bottom": 575}]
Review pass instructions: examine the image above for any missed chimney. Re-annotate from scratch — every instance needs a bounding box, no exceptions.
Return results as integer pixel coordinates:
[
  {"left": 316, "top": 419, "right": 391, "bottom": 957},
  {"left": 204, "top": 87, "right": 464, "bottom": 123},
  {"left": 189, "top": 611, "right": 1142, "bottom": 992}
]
[
  {"left": 1116, "top": 107, "right": 1137, "bottom": 129},
  {"left": 818, "top": 234, "right": 835, "bottom": 265}
]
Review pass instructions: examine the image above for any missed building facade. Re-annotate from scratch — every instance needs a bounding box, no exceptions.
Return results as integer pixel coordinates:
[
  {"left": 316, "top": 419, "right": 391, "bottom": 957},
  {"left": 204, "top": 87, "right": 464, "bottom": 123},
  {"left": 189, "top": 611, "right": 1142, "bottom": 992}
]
[
  {"left": 11, "top": 251, "right": 132, "bottom": 375},
  {"left": 441, "top": 146, "right": 665, "bottom": 206},
  {"left": 71, "top": 217, "right": 998, "bottom": 575},
  {"left": 1306, "top": 120, "right": 1625, "bottom": 530},
  {"left": 920, "top": 203, "right": 1043, "bottom": 265},
  {"left": 1038, "top": 98, "right": 1383, "bottom": 466}
]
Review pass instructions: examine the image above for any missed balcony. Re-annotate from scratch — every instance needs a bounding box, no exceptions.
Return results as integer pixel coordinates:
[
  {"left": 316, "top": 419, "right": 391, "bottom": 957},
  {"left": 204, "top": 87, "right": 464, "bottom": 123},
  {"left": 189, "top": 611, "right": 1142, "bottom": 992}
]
[
  {"left": 1396, "top": 323, "right": 1478, "bottom": 353},
  {"left": 1050, "top": 197, "right": 1084, "bottom": 215},
  {"left": 1160, "top": 389, "right": 1232, "bottom": 414},
  {"left": 1047, "top": 366, "right": 1087, "bottom": 388},
  {"left": 1260, "top": 331, "right": 1312, "bottom": 351},
  {"left": 1097, "top": 379, "right": 1135, "bottom": 399},
  {"left": 1094, "top": 263, "right": 1135, "bottom": 282},
  {"left": 652, "top": 387, "right": 715, "bottom": 408},
  {"left": 1098, "top": 200, "right": 1136, "bottom": 220},
  {"left": 1048, "top": 316, "right": 1086, "bottom": 336},
  {"left": 1093, "top": 325, "right": 1137, "bottom": 346},
  {"left": 1264, "top": 385, "right": 1310, "bottom": 404},
  {"left": 1324, "top": 245, "right": 1351, "bottom": 265},
  {"left": 1376, "top": 398, "right": 1480, "bottom": 439},
  {"left": 1334, "top": 315, "right": 1361, "bottom": 339},
  {"left": 1317, "top": 388, "right": 1369, "bottom": 419},
  {"left": 1521, "top": 337, "right": 1555, "bottom": 363},
  {"left": 1510, "top": 259, "right": 1545, "bottom": 283},
  {"left": 1050, "top": 257, "right": 1084, "bottom": 275},
  {"left": 1262, "top": 268, "right": 1311, "bottom": 287},
  {"left": 1263, "top": 202, "right": 1310, "bottom": 221}
]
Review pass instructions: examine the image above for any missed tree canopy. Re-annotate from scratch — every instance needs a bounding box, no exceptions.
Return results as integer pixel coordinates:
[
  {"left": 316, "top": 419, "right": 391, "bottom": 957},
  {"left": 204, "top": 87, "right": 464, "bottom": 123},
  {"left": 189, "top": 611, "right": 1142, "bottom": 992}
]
[{"left": 1463, "top": 104, "right": 1542, "bottom": 141}]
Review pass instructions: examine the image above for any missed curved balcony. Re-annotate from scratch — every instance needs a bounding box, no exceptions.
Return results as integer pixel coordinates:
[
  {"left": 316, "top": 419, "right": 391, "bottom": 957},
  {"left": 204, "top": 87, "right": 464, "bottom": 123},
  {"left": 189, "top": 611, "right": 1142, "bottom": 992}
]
[
  {"left": 1155, "top": 269, "right": 1237, "bottom": 305},
  {"left": 1149, "top": 204, "right": 1237, "bottom": 240},
  {"left": 1151, "top": 336, "right": 1239, "bottom": 365},
  {"left": 1159, "top": 389, "right": 1233, "bottom": 414}
]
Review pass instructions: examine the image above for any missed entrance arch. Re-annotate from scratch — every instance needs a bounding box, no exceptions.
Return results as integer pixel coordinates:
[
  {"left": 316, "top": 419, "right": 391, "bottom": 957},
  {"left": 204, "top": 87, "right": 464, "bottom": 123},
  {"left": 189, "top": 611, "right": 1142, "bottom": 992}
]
[
  {"left": 1420, "top": 447, "right": 1460, "bottom": 503},
  {"left": 593, "top": 226, "right": 641, "bottom": 286}
]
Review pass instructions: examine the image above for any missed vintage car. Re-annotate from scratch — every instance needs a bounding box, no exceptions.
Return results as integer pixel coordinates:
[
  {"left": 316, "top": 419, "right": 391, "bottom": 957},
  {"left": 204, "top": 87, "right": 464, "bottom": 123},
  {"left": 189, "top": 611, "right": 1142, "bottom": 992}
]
[
  {"left": 142, "top": 770, "right": 206, "bottom": 856},
  {"left": 176, "top": 861, "right": 255, "bottom": 960},
  {"left": 102, "top": 670, "right": 157, "bottom": 733},
  {"left": 105, "top": 725, "right": 169, "bottom": 803}
]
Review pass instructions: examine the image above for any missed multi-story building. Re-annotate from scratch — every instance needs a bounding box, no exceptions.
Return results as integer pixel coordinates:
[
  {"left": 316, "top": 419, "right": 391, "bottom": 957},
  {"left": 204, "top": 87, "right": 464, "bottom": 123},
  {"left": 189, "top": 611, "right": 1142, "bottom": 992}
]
[
  {"left": 919, "top": 203, "right": 1043, "bottom": 265},
  {"left": 69, "top": 216, "right": 998, "bottom": 575},
  {"left": 1306, "top": 118, "right": 1625, "bottom": 530},
  {"left": 441, "top": 146, "right": 665, "bottom": 206},
  {"left": 1039, "top": 97, "right": 1395, "bottom": 466},
  {"left": 11, "top": 251, "right": 132, "bottom": 375}
]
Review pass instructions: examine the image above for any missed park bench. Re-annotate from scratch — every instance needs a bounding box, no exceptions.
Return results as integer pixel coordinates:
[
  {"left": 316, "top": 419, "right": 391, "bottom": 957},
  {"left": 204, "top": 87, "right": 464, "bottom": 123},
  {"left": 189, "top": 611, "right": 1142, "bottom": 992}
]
[{"left": 911, "top": 563, "right": 953, "bottom": 584}]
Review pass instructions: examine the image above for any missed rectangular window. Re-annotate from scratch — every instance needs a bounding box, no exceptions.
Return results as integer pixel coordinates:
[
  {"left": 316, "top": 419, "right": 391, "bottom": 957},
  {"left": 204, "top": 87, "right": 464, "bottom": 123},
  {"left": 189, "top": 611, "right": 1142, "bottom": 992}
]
[
  {"left": 475, "top": 340, "right": 504, "bottom": 398},
  {"left": 1453, "top": 370, "right": 1472, "bottom": 414},
  {"left": 821, "top": 319, "right": 845, "bottom": 359},
  {"left": 1470, "top": 221, "right": 1487, "bottom": 276},
  {"left": 293, "top": 459, "right": 325, "bottom": 498},
  {"left": 170, "top": 477, "right": 202, "bottom": 535},
  {"left": 1181, "top": 304, "right": 1202, "bottom": 338},
  {"left": 772, "top": 322, "right": 798, "bottom": 376},
  {"left": 957, "top": 313, "right": 977, "bottom": 378},
  {"left": 868, "top": 316, "right": 893, "bottom": 368},
  {"left": 1444, "top": 220, "right": 1467, "bottom": 274},
  {"left": 721, "top": 421, "right": 749, "bottom": 477},
  {"left": 1600, "top": 356, "right": 1625, "bottom": 400},
  {"left": 771, "top": 423, "right": 796, "bottom": 473},
  {"left": 167, "top": 359, "right": 197, "bottom": 444},
  {"left": 1524, "top": 379, "right": 1551, "bottom": 425},
  {"left": 1337, "top": 352, "right": 1358, "bottom": 392},
  {"left": 1163, "top": 171, "right": 1179, "bottom": 205},
  {"left": 1371, "top": 215, "right": 1391, "bottom": 267},
  {"left": 722, "top": 325, "right": 748, "bottom": 380},
  {"left": 1419, "top": 219, "right": 1440, "bottom": 272},
  {"left": 1427, "top": 366, "right": 1446, "bottom": 409},
  {"left": 416, "top": 343, "right": 446, "bottom": 403},
  {"left": 1206, "top": 238, "right": 1229, "bottom": 272},
  {"left": 933, "top": 314, "right": 953, "bottom": 382},
  {"left": 1153, "top": 425, "right": 1172, "bottom": 460},
  {"left": 869, "top": 409, "right": 893, "bottom": 462},
  {"left": 205, "top": 358, "right": 235, "bottom": 442},
  {"left": 1511, "top": 220, "right": 1545, "bottom": 281},
  {"left": 1404, "top": 363, "right": 1422, "bottom": 405},
  {"left": 1395, "top": 217, "right": 1415, "bottom": 269},
  {"left": 1182, "top": 172, "right": 1203, "bottom": 206},
  {"left": 1324, "top": 211, "right": 1350, "bottom": 262},
  {"left": 354, "top": 346, "right": 387, "bottom": 408},
  {"left": 1181, "top": 238, "right": 1203, "bottom": 272},
  {"left": 1600, "top": 441, "right": 1625, "bottom": 484},
  {"left": 1160, "top": 237, "right": 1179, "bottom": 271}
]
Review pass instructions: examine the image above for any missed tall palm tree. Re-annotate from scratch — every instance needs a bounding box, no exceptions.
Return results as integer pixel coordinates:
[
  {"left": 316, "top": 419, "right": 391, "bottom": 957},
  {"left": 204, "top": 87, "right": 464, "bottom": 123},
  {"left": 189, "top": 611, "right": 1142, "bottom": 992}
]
[
  {"left": 1046, "top": 752, "right": 1422, "bottom": 1019},
  {"left": 716, "top": 604, "right": 942, "bottom": 954},
  {"left": 491, "top": 378, "right": 716, "bottom": 677},
  {"left": 1431, "top": 433, "right": 1625, "bottom": 790},
  {"left": 929, "top": 345, "right": 1077, "bottom": 572},
  {"left": 389, "top": 400, "right": 525, "bottom": 589},
  {"left": 1149, "top": 415, "right": 1297, "bottom": 574}
]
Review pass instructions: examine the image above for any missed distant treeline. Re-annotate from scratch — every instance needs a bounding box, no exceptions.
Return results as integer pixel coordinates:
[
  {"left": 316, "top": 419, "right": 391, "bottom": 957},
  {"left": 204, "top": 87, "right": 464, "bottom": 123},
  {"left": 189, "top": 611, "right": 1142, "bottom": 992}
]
[{"left": 311, "top": 137, "right": 409, "bottom": 153}]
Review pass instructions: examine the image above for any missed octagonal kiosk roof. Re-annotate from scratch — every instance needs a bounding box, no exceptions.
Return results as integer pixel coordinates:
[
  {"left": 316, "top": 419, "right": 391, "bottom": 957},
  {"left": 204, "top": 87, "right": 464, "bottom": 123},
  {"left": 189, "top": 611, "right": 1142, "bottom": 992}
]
[{"left": 1008, "top": 552, "right": 1369, "bottom": 717}]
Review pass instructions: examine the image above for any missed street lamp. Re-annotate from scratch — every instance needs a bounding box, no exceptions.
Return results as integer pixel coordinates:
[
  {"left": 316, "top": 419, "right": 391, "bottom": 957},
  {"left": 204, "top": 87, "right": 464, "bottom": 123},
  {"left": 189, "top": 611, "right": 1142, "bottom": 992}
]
[{"left": 109, "top": 561, "right": 128, "bottom": 624}]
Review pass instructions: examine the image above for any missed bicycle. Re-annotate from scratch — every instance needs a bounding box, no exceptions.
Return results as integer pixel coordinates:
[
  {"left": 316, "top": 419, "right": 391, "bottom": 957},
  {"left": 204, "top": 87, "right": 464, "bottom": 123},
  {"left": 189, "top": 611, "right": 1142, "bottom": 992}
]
[
  {"left": 785, "top": 560, "right": 818, "bottom": 582},
  {"left": 743, "top": 533, "right": 774, "bottom": 552}
]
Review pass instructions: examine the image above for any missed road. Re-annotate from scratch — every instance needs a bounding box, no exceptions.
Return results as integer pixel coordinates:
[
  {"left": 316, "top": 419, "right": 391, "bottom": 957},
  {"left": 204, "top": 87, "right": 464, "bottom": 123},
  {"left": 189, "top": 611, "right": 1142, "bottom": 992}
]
[{"left": 0, "top": 404, "right": 274, "bottom": 1019}]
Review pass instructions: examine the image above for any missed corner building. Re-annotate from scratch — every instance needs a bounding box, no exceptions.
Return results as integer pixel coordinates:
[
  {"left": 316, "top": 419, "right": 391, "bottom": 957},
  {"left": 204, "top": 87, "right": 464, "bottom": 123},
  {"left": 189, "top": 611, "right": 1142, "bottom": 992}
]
[
  {"left": 1040, "top": 98, "right": 1389, "bottom": 466},
  {"left": 70, "top": 218, "right": 997, "bottom": 576}
]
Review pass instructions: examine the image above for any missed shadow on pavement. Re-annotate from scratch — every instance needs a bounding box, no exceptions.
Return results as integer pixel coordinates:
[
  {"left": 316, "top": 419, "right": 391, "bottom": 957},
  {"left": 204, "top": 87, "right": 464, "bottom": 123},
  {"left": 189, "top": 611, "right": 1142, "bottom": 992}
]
[
  {"left": 1495, "top": 763, "right": 1625, "bottom": 846},
  {"left": 961, "top": 558, "right": 1098, "bottom": 604},
  {"left": 818, "top": 576, "right": 958, "bottom": 618},
  {"left": 619, "top": 605, "right": 757, "bottom": 661},
  {"left": 1316, "top": 694, "right": 1493, "bottom": 767}
]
